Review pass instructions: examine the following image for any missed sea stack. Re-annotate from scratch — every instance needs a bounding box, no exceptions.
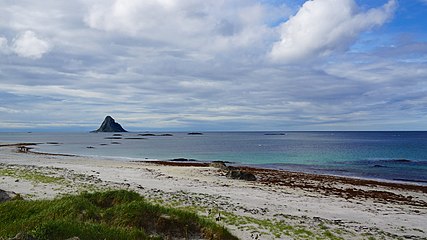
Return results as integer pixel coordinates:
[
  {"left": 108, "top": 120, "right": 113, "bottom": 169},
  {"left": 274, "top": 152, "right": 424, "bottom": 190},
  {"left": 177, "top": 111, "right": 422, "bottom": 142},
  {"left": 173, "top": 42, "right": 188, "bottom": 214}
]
[{"left": 92, "top": 116, "right": 127, "bottom": 132}]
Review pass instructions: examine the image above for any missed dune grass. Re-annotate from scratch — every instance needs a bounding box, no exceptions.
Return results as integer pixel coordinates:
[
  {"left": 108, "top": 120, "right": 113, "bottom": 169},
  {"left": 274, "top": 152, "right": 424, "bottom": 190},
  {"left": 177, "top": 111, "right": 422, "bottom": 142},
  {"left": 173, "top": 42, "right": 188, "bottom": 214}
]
[
  {"left": 0, "top": 167, "right": 66, "bottom": 184},
  {"left": 0, "top": 190, "right": 238, "bottom": 240}
]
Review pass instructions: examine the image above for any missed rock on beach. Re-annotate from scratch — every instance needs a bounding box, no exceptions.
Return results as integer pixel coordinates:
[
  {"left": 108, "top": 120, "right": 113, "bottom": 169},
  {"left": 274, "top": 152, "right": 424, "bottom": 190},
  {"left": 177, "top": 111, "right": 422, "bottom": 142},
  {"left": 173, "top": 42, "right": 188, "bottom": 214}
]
[{"left": 0, "top": 189, "right": 17, "bottom": 203}]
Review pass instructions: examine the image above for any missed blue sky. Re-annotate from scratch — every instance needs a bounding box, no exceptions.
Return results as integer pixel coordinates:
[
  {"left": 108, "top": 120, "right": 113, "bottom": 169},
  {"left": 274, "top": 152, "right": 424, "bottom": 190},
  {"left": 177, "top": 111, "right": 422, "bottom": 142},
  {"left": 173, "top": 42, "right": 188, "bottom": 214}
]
[{"left": 1, "top": 0, "right": 427, "bottom": 131}]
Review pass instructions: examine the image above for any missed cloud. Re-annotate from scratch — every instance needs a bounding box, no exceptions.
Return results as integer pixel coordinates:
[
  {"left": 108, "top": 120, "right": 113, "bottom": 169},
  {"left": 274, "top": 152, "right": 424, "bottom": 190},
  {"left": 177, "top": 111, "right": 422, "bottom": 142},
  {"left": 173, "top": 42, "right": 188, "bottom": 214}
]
[
  {"left": 0, "top": 36, "right": 8, "bottom": 54},
  {"left": 11, "top": 30, "right": 51, "bottom": 59},
  {"left": 1, "top": 1, "right": 427, "bottom": 131},
  {"left": 83, "top": 0, "right": 285, "bottom": 52},
  {"left": 270, "top": 0, "right": 397, "bottom": 63}
]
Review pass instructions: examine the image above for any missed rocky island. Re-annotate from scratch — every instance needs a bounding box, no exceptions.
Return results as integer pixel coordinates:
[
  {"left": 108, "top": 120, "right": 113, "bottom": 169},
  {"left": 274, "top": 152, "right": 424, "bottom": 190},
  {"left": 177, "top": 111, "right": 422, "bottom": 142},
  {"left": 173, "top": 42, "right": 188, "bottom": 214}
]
[{"left": 92, "top": 116, "right": 127, "bottom": 132}]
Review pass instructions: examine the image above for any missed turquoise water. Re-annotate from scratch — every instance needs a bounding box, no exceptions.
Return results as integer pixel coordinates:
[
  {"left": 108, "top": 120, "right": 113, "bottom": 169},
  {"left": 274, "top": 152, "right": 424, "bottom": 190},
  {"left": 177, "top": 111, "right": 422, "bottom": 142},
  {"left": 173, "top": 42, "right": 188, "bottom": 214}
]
[{"left": 1, "top": 131, "right": 426, "bottom": 184}]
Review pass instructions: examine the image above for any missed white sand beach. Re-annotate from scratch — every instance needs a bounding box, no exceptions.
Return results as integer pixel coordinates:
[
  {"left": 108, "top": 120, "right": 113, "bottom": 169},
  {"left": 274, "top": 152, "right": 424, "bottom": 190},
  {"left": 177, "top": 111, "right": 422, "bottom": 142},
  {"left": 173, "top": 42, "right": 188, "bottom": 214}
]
[{"left": 0, "top": 144, "right": 426, "bottom": 240}]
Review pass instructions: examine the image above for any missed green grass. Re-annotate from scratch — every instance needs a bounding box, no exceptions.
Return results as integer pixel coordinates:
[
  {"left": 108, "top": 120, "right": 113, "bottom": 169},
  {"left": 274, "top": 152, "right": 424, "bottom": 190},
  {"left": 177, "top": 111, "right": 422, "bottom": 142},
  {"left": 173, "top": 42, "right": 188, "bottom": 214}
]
[
  {"left": 0, "top": 168, "right": 66, "bottom": 184},
  {"left": 0, "top": 190, "right": 238, "bottom": 240},
  {"left": 204, "top": 210, "right": 345, "bottom": 240}
]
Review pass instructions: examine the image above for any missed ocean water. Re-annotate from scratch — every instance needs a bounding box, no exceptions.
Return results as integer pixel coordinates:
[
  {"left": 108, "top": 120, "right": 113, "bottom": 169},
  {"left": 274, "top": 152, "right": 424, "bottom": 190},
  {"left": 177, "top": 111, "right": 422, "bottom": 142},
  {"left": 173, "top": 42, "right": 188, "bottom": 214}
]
[{"left": 1, "top": 131, "right": 427, "bottom": 185}]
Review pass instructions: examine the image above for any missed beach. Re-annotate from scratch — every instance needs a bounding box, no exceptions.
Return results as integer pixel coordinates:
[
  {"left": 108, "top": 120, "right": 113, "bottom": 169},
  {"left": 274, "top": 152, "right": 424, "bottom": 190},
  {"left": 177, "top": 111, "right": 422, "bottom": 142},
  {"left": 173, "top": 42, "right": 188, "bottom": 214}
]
[{"left": 1, "top": 144, "right": 426, "bottom": 240}]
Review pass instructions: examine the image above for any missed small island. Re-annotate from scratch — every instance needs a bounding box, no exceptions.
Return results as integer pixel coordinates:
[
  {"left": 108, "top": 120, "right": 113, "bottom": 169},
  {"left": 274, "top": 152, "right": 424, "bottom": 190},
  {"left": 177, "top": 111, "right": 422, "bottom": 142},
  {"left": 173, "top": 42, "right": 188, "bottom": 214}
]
[
  {"left": 187, "top": 132, "right": 203, "bottom": 135},
  {"left": 92, "top": 116, "right": 127, "bottom": 133}
]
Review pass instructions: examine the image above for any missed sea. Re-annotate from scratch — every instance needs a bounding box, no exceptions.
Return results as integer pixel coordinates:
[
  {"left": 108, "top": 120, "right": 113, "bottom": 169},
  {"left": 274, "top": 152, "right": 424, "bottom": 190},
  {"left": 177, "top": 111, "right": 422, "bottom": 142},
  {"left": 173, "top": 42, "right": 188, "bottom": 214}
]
[{"left": 1, "top": 131, "right": 427, "bottom": 185}]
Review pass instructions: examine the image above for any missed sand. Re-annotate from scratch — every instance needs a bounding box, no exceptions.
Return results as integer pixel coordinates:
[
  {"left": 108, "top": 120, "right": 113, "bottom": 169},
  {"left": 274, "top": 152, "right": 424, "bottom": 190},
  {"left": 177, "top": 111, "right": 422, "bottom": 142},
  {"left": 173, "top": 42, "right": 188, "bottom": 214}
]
[{"left": 0, "top": 144, "right": 426, "bottom": 239}]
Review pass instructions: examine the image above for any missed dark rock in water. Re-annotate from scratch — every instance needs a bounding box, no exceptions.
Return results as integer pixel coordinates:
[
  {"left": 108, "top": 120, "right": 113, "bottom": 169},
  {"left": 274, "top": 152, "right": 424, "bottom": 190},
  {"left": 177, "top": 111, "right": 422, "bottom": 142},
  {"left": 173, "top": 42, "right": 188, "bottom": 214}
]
[
  {"left": 226, "top": 170, "right": 256, "bottom": 181},
  {"left": 187, "top": 132, "right": 203, "bottom": 135},
  {"left": 104, "top": 137, "right": 123, "bottom": 139},
  {"left": 159, "top": 133, "right": 173, "bottom": 136},
  {"left": 170, "top": 158, "right": 197, "bottom": 162},
  {"left": 92, "top": 116, "right": 127, "bottom": 132},
  {"left": 139, "top": 133, "right": 173, "bottom": 137},
  {"left": 373, "top": 164, "right": 387, "bottom": 168},
  {"left": 139, "top": 133, "right": 156, "bottom": 136},
  {"left": 390, "top": 159, "right": 412, "bottom": 163}
]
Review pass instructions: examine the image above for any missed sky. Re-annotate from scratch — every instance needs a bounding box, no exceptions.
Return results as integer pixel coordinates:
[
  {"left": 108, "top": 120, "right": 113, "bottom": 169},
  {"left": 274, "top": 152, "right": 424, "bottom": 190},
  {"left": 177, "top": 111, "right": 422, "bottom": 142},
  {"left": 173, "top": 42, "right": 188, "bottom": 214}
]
[{"left": 1, "top": 0, "right": 427, "bottom": 132}]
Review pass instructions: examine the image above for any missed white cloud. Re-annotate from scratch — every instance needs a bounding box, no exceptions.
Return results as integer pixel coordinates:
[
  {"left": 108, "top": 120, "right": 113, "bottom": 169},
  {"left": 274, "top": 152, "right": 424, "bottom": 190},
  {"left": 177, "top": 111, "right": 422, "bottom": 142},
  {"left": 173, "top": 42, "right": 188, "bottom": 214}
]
[
  {"left": 0, "top": 36, "right": 8, "bottom": 54},
  {"left": 84, "top": 0, "right": 283, "bottom": 52},
  {"left": 84, "top": 0, "right": 212, "bottom": 36},
  {"left": 1, "top": 1, "right": 427, "bottom": 130},
  {"left": 0, "top": 37, "right": 10, "bottom": 54},
  {"left": 270, "top": 0, "right": 397, "bottom": 63},
  {"left": 11, "top": 30, "right": 51, "bottom": 59}
]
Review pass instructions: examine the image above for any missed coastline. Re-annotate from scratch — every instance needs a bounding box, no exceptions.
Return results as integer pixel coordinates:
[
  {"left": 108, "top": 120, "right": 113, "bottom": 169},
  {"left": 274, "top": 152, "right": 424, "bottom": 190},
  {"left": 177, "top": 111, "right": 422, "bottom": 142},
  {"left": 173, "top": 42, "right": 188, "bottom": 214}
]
[
  {"left": 1, "top": 143, "right": 426, "bottom": 239},
  {"left": 3, "top": 131, "right": 427, "bottom": 186},
  {"left": 22, "top": 141, "right": 427, "bottom": 187}
]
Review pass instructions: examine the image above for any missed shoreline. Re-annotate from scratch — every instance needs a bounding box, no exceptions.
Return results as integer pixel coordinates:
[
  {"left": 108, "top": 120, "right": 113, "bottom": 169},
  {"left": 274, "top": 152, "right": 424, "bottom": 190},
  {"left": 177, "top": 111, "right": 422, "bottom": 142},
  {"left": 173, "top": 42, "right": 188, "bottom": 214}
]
[
  {"left": 21, "top": 141, "right": 427, "bottom": 187},
  {"left": 11, "top": 141, "right": 427, "bottom": 195},
  {"left": 1, "top": 143, "right": 426, "bottom": 239},
  {"left": 145, "top": 160, "right": 427, "bottom": 207},
  {"left": 145, "top": 159, "right": 427, "bottom": 189}
]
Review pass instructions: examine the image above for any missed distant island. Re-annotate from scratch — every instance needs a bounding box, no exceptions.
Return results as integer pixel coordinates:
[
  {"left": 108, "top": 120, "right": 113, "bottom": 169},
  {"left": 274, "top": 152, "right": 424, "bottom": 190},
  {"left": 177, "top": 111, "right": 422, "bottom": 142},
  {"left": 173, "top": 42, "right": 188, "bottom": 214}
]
[
  {"left": 92, "top": 116, "right": 127, "bottom": 132},
  {"left": 187, "top": 132, "right": 203, "bottom": 135}
]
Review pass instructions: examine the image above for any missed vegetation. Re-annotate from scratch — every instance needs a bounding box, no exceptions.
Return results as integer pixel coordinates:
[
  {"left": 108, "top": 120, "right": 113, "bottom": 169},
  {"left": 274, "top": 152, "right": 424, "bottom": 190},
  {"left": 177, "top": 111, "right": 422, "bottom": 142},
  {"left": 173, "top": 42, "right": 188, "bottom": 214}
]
[
  {"left": 0, "top": 167, "right": 66, "bottom": 184},
  {"left": 0, "top": 190, "right": 238, "bottom": 240}
]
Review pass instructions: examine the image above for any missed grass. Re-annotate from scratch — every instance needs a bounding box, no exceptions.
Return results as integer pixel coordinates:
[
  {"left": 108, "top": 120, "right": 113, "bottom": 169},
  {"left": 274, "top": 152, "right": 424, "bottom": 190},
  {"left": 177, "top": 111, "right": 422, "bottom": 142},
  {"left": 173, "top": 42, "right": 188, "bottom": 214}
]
[
  {"left": 0, "top": 164, "right": 392, "bottom": 240},
  {"left": 0, "top": 190, "right": 238, "bottom": 240},
  {"left": 0, "top": 167, "right": 66, "bottom": 185},
  {"left": 203, "top": 210, "right": 345, "bottom": 240}
]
